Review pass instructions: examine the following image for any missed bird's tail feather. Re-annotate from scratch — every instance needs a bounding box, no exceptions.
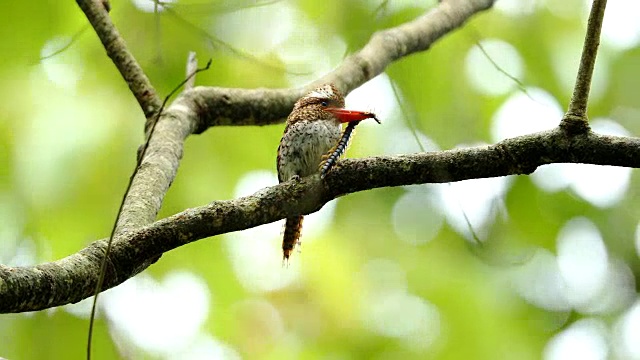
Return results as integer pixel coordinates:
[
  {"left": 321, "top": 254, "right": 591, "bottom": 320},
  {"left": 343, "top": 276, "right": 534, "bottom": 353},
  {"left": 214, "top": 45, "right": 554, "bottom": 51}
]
[{"left": 282, "top": 215, "right": 304, "bottom": 261}]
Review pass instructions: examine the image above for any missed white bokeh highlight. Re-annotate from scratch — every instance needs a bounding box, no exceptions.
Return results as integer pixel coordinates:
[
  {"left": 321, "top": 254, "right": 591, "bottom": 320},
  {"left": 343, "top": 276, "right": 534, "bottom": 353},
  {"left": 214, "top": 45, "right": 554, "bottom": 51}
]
[
  {"left": 345, "top": 74, "right": 404, "bottom": 159},
  {"left": 512, "top": 218, "right": 635, "bottom": 316},
  {"left": 597, "top": 0, "right": 640, "bottom": 50},
  {"left": 102, "top": 271, "right": 211, "bottom": 356},
  {"left": 64, "top": 294, "right": 95, "bottom": 319},
  {"left": 345, "top": 73, "right": 398, "bottom": 124},
  {"left": 383, "top": 128, "right": 440, "bottom": 156},
  {"left": 392, "top": 189, "right": 444, "bottom": 246},
  {"left": 511, "top": 248, "right": 571, "bottom": 312},
  {"left": 495, "top": 0, "right": 539, "bottom": 16},
  {"left": 556, "top": 218, "right": 608, "bottom": 307},
  {"left": 131, "top": 0, "right": 175, "bottom": 13},
  {"left": 359, "top": 259, "right": 442, "bottom": 351},
  {"left": 582, "top": 258, "right": 635, "bottom": 315},
  {"left": 550, "top": 34, "right": 610, "bottom": 104},
  {"left": 226, "top": 222, "right": 301, "bottom": 292},
  {"left": 365, "top": 291, "right": 442, "bottom": 351},
  {"left": 225, "top": 170, "right": 336, "bottom": 292},
  {"left": 436, "top": 171, "right": 511, "bottom": 242},
  {"left": 166, "top": 335, "right": 241, "bottom": 360},
  {"left": 612, "top": 301, "right": 640, "bottom": 360},
  {"left": 465, "top": 39, "right": 524, "bottom": 96},
  {"left": 276, "top": 11, "right": 346, "bottom": 85},
  {"left": 635, "top": 222, "right": 640, "bottom": 260},
  {"left": 40, "top": 37, "right": 84, "bottom": 90},
  {"left": 532, "top": 119, "right": 632, "bottom": 208},
  {"left": 544, "top": 318, "right": 609, "bottom": 360},
  {"left": 0, "top": 194, "right": 31, "bottom": 267},
  {"left": 213, "top": 2, "right": 295, "bottom": 55},
  {"left": 359, "top": 258, "right": 408, "bottom": 294},
  {"left": 4, "top": 237, "right": 38, "bottom": 268},
  {"left": 360, "top": 0, "right": 435, "bottom": 15},
  {"left": 544, "top": 0, "right": 585, "bottom": 19},
  {"left": 491, "top": 87, "right": 562, "bottom": 142},
  {"left": 18, "top": 76, "right": 120, "bottom": 206}
]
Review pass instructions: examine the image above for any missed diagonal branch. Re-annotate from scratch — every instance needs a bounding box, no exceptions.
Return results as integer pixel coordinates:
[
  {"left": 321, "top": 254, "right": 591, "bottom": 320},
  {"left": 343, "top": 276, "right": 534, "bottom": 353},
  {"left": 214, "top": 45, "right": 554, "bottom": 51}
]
[
  {"left": 108, "top": 0, "right": 497, "bottom": 232},
  {"left": 8, "top": 0, "right": 619, "bottom": 316},
  {"left": 74, "top": 0, "right": 494, "bottom": 232},
  {"left": 5, "top": 0, "right": 623, "bottom": 317},
  {"left": 75, "top": 0, "right": 162, "bottom": 119},
  {"left": 184, "top": 0, "right": 496, "bottom": 132},
  {"left": 1, "top": 129, "right": 639, "bottom": 313}
]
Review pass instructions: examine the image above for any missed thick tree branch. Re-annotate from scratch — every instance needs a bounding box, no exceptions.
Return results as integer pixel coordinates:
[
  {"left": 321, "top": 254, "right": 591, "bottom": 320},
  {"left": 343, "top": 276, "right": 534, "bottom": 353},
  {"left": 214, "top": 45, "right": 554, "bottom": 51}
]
[
  {"left": 4, "top": 0, "right": 624, "bottom": 315},
  {"left": 564, "top": 0, "right": 607, "bottom": 126},
  {"left": 110, "top": 0, "right": 496, "bottom": 232},
  {"left": 4, "top": 0, "right": 619, "bottom": 317},
  {"left": 75, "top": 0, "right": 194, "bottom": 236},
  {"left": 1, "top": 128, "right": 639, "bottom": 313},
  {"left": 75, "top": 0, "right": 162, "bottom": 119},
  {"left": 115, "top": 96, "right": 195, "bottom": 231}
]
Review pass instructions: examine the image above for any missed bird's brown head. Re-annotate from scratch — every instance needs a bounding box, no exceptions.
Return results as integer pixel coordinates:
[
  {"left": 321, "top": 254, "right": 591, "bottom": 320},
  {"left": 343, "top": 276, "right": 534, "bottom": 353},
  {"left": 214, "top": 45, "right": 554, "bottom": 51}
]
[
  {"left": 288, "top": 84, "right": 380, "bottom": 124},
  {"left": 288, "top": 84, "right": 345, "bottom": 123}
]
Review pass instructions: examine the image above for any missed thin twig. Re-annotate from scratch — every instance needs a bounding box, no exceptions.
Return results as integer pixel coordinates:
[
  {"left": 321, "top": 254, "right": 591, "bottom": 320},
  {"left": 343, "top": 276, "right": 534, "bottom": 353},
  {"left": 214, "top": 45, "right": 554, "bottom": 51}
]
[
  {"left": 473, "top": 39, "right": 535, "bottom": 102},
  {"left": 86, "top": 59, "right": 212, "bottom": 360},
  {"left": 38, "top": 25, "right": 90, "bottom": 62},
  {"left": 75, "top": 0, "right": 162, "bottom": 119},
  {"left": 566, "top": 0, "right": 607, "bottom": 118}
]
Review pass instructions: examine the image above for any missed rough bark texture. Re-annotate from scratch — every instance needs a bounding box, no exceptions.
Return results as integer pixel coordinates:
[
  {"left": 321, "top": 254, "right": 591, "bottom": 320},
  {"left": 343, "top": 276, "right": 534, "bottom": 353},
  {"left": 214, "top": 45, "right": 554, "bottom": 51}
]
[
  {"left": 1, "top": 0, "right": 629, "bottom": 314},
  {"left": 75, "top": 0, "right": 162, "bottom": 119},
  {"left": 1, "top": 128, "right": 637, "bottom": 313}
]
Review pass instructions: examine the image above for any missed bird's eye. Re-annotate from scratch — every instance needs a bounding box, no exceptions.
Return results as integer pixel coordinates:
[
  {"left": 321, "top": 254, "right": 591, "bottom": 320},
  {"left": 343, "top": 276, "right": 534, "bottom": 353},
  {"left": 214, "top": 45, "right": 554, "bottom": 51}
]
[{"left": 321, "top": 101, "right": 328, "bottom": 107}]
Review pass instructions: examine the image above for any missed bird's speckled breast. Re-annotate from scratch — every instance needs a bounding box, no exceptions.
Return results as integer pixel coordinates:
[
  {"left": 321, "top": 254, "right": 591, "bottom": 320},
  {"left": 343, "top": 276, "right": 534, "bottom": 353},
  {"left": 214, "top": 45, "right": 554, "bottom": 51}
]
[{"left": 277, "top": 119, "right": 341, "bottom": 182}]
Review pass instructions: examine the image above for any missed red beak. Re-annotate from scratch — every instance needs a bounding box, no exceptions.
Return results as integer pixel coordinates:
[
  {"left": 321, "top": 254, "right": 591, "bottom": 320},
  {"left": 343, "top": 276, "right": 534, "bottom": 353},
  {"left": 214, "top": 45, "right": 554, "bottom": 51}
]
[{"left": 326, "top": 108, "right": 381, "bottom": 124}]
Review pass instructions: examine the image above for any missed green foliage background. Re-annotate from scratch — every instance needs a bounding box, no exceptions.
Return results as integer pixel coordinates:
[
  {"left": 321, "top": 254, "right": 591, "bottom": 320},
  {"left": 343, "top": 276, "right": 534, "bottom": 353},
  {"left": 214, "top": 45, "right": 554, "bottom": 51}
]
[{"left": 1, "top": 0, "right": 639, "bottom": 359}]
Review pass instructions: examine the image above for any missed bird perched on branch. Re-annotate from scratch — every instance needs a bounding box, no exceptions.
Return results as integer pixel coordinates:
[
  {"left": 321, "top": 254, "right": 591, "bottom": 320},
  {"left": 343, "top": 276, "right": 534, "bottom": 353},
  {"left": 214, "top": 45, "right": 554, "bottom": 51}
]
[{"left": 276, "top": 84, "right": 380, "bottom": 262}]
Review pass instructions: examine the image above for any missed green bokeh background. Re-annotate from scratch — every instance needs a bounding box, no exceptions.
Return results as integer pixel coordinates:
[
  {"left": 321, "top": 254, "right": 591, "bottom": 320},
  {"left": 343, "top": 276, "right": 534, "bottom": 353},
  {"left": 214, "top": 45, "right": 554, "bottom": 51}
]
[{"left": 1, "top": 0, "right": 639, "bottom": 359}]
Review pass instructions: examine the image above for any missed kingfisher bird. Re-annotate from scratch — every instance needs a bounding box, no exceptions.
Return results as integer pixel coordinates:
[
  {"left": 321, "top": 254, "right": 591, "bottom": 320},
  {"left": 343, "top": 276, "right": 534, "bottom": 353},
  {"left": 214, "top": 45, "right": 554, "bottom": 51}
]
[{"left": 276, "top": 84, "right": 379, "bottom": 261}]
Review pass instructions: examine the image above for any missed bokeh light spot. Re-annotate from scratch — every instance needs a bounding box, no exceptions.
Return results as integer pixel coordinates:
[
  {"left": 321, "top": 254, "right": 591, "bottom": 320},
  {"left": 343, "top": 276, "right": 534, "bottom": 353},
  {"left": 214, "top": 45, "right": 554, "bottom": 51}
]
[
  {"left": 39, "top": 37, "right": 83, "bottom": 90},
  {"left": 613, "top": 301, "right": 640, "bottom": 359},
  {"left": 227, "top": 170, "right": 337, "bottom": 291},
  {"left": 495, "top": 0, "right": 539, "bottom": 16},
  {"left": 544, "top": 318, "right": 609, "bottom": 360},
  {"left": 103, "top": 271, "right": 210, "bottom": 355},
  {"left": 214, "top": 1, "right": 295, "bottom": 55},
  {"left": 359, "top": 258, "right": 408, "bottom": 295},
  {"left": 436, "top": 173, "right": 511, "bottom": 242},
  {"left": 556, "top": 218, "right": 608, "bottom": 307},
  {"left": 362, "top": 290, "right": 441, "bottom": 351},
  {"left": 345, "top": 73, "right": 398, "bottom": 124},
  {"left": 465, "top": 39, "right": 524, "bottom": 96},
  {"left": 392, "top": 189, "right": 444, "bottom": 245},
  {"left": 491, "top": 88, "right": 562, "bottom": 142},
  {"left": 532, "top": 119, "right": 631, "bottom": 207},
  {"left": 511, "top": 249, "right": 571, "bottom": 312},
  {"left": 131, "top": 0, "right": 174, "bottom": 13},
  {"left": 167, "top": 335, "right": 241, "bottom": 360},
  {"left": 597, "top": 0, "right": 640, "bottom": 50}
]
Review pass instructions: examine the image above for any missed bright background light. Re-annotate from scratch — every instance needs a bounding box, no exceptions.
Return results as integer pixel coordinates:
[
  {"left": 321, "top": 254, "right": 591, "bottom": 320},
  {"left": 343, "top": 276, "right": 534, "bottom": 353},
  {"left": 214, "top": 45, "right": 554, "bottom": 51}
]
[{"left": 2, "top": 1, "right": 639, "bottom": 359}]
